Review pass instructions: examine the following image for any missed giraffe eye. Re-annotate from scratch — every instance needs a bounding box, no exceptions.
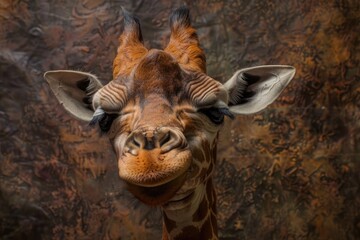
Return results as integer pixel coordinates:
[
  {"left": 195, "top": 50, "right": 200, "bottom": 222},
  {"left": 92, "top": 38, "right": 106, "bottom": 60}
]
[
  {"left": 198, "top": 107, "right": 234, "bottom": 124},
  {"left": 89, "top": 108, "right": 118, "bottom": 133},
  {"left": 98, "top": 113, "right": 118, "bottom": 132}
]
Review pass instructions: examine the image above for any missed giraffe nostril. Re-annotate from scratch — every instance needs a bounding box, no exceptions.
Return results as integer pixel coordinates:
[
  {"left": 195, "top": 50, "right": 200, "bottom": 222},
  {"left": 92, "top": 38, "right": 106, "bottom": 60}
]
[
  {"left": 124, "top": 132, "right": 143, "bottom": 156},
  {"left": 159, "top": 132, "right": 171, "bottom": 147},
  {"left": 160, "top": 129, "right": 186, "bottom": 154},
  {"left": 132, "top": 137, "right": 141, "bottom": 147}
]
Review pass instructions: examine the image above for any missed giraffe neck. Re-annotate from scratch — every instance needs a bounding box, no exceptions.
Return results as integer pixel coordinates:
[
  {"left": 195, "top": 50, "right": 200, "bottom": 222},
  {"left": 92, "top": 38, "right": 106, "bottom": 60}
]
[{"left": 162, "top": 179, "right": 218, "bottom": 240}]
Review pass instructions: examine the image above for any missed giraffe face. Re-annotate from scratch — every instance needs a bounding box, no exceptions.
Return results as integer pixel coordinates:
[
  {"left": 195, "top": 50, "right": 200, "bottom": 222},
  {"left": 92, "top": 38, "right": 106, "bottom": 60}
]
[
  {"left": 44, "top": 7, "right": 295, "bottom": 210},
  {"left": 93, "top": 49, "right": 229, "bottom": 205}
]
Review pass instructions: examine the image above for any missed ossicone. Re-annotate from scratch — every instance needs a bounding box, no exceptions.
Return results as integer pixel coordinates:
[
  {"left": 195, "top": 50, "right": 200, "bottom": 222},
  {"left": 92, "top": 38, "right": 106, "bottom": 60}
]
[
  {"left": 121, "top": 6, "right": 143, "bottom": 42},
  {"left": 169, "top": 6, "right": 191, "bottom": 30}
]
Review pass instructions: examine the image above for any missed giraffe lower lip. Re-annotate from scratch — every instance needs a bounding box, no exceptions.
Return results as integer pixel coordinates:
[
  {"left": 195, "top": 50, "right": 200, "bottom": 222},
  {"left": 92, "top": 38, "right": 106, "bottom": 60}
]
[{"left": 126, "top": 171, "right": 187, "bottom": 206}]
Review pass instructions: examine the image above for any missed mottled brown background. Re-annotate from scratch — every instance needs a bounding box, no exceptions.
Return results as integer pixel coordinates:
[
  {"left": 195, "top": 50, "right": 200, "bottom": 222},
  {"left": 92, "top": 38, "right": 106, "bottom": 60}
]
[{"left": 0, "top": 0, "right": 359, "bottom": 239}]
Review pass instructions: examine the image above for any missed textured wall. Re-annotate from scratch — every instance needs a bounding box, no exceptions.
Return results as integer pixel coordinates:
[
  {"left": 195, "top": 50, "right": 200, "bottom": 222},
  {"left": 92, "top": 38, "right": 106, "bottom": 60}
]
[{"left": 0, "top": 0, "right": 359, "bottom": 239}]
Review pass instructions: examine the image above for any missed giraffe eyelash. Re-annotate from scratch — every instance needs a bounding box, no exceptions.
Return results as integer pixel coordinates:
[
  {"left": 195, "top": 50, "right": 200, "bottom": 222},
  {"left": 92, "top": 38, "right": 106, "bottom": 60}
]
[
  {"left": 198, "top": 107, "right": 235, "bottom": 125},
  {"left": 89, "top": 108, "right": 118, "bottom": 133}
]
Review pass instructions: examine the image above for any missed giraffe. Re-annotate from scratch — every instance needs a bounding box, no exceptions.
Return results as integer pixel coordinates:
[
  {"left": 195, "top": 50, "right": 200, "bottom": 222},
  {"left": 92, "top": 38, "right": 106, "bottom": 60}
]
[{"left": 44, "top": 6, "right": 295, "bottom": 240}]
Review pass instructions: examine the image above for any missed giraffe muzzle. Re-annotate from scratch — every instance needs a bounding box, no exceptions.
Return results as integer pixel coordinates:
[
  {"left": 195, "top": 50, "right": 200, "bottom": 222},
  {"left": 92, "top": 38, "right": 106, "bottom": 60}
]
[{"left": 118, "top": 127, "right": 192, "bottom": 199}]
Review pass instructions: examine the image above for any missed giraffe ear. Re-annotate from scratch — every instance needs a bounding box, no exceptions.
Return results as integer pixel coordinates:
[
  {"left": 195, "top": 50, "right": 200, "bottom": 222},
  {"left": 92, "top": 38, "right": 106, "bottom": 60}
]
[
  {"left": 44, "top": 70, "right": 103, "bottom": 122},
  {"left": 224, "top": 65, "right": 295, "bottom": 114}
]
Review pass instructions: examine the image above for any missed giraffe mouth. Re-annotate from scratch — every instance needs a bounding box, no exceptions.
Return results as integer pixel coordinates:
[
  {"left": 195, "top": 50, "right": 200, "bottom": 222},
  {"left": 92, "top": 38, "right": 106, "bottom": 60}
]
[{"left": 125, "top": 171, "right": 188, "bottom": 206}]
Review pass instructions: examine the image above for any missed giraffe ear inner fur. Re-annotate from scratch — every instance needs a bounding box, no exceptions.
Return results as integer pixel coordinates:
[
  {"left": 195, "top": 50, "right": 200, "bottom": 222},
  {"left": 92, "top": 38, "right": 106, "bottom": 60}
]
[
  {"left": 224, "top": 65, "right": 296, "bottom": 114},
  {"left": 44, "top": 70, "right": 103, "bottom": 122}
]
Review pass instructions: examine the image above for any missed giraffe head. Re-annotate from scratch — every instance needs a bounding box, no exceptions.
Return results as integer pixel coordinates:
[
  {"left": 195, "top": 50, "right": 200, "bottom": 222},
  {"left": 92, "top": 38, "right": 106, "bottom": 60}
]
[{"left": 44, "top": 7, "right": 295, "bottom": 210}]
